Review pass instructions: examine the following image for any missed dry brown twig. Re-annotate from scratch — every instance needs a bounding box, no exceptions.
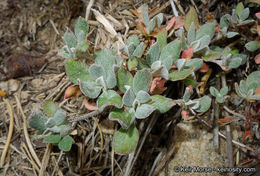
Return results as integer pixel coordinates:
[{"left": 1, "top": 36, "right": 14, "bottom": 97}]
[{"left": 0, "top": 99, "right": 14, "bottom": 167}]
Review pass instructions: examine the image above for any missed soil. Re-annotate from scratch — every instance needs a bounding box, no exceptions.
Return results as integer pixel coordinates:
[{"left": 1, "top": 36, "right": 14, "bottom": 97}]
[{"left": 0, "top": 0, "right": 260, "bottom": 176}]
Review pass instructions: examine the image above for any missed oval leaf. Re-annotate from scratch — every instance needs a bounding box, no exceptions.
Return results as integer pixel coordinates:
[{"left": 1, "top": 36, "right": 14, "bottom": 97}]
[
  {"left": 65, "top": 59, "right": 92, "bottom": 84},
  {"left": 43, "top": 100, "right": 57, "bottom": 117},
  {"left": 133, "top": 69, "right": 152, "bottom": 94},
  {"left": 135, "top": 104, "right": 156, "bottom": 119},
  {"left": 58, "top": 135, "right": 73, "bottom": 152},
  {"left": 97, "top": 90, "right": 122, "bottom": 111},
  {"left": 113, "top": 124, "right": 139, "bottom": 154},
  {"left": 149, "top": 95, "right": 176, "bottom": 113},
  {"left": 43, "top": 135, "right": 61, "bottom": 144},
  {"left": 109, "top": 108, "right": 135, "bottom": 129}
]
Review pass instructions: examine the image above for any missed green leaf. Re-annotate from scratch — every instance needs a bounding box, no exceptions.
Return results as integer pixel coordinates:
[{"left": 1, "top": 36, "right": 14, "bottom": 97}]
[
  {"left": 196, "top": 23, "right": 215, "bottom": 40},
  {"left": 147, "top": 43, "right": 160, "bottom": 66},
  {"left": 202, "top": 50, "right": 222, "bottom": 61},
  {"left": 135, "top": 104, "right": 156, "bottom": 119},
  {"left": 185, "top": 7, "right": 199, "bottom": 31},
  {"left": 210, "top": 86, "right": 219, "bottom": 97},
  {"left": 97, "top": 90, "right": 122, "bottom": 111},
  {"left": 194, "top": 96, "right": 212, "bottom": 113},
  {"left": 59, "top": 46, "right": 75, "bottom": 59},
  {"left": 133, "top": 69, "right": 152, "bottom": 94},
  {"left": 150, "top": 95, "right": 176, "bottom": 113},
  {"left": 76, "top": 40, "right": 89, "bottom": 52},
  {"left": 169, "top": 68, "right": 194, "bottom": 81},
  {"left": 159, "top": 40, "right": 181, "bottom": 70},
  {"left": 220, "top": 86, "right": 228, "bottom": 95},
  {"left": 141, "top": 7, "right": 149, "bottom": 26},
  {"left": 226, "top": 32, "right": 239, "bottom": 38},
  {"left": 113, "top": 124, "right": 139, "bottom": 154},
  {"left": 245, "top": 41, "right": 260, "bottom": 52},
  {"left": 122, "top": 86, "right": 136, "bottom": 107},
  {"left": 63, "top": 29, "right": 77, "bottom": 48},
  {"left": 132, "top": 42, "right": 144, "bottom": 57},
  {"left": 58, "top": 135, "right": 73, "bottom": 152},
  {"left": 235, "top": 2, "right": 244, "bottom": 16},
  {"left": 75, "top": 16, "right": 89, "bottom": 42},
  {"left": 65, "top": 59, "right": 92, "bottom": 84},
  {"left": 89, "top": 64, "right": 106, "bottom": 80},
  {"left": 136, "top": 90, "right": 150, "bottom": 104},
  {"left": 151, "top": 61, "right": 169, "bottom": 80},
  {"left": 43, "top": 135, "right": 61, "bottom": 144},
  {"left": 157, "top": 30, "right": 167, "bottom": 51},
  {"left": 185, "top": 58, "right": 203, "bottom": 71},
  {"left": 52, "top": 108, "right": 67, "bottom": 126},
  {"left": 246, "top": 71, "right": 260, "bottom": 92},
  {"left": 216, "top": 94, "right": 225, "bottom": 103},
  {"left": 184, "top": 78, "right": 199, "bottom": 87},
  {"left": 79, "top": 80, "right": 101, "bottom": 98},
  {"left": 109, "top": 108, "right": 135, "bottom": 129},
  {"left": 220, "top": 14, "right": 231, "bottom": 29},
  {"left": 228, "top": 57, "right": 242, "bottom": 69},
  {"left": 240, "top": 8, "right": 249, "bottom": 21},
  {"left": 187, "top": 22, "right": 196, "bottom": 44},
  {"left": 117, "top": 67, "right": 133, "bottom": 93},
  {"left": 183, "top": 87, "right": 191, "bottom": 102},
  {"left": 43, "top": 100, "right": 57, "bottom": 117},
  {"left": 128, "top": 58, "right": 138, "bottom": 71},
  {"left": 28, "top": 113, "right": 48, "bottom": 131},
  {"left": 147, "top": 13, "right": 163, "bottom": 33},
  {"left": 94, "top": 49, "right": 117, "bottom": 88}
]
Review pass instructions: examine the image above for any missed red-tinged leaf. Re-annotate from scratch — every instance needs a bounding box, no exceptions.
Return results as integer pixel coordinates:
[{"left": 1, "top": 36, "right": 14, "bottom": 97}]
[
  {"left": 0, "top": 90, "right": 6, "bottom": 97},
  {"left": 199, "top": 63, "right": 209, "bottom": 73},
  {"left": 256, "top": 12, "right": 260, "bottom": 20},
  {"left": 150, "top": 77, "right": 167, "bottom": 94},
  {"left": 218, "top": 116, "right": 233, "bottom": 123},
  {"left": 181, "top": 110, "right": 189, "bottom": 120},
  {"left": 84, "top": 98, "right": 98, "bottom": 111},
  {"left": 243, "top": 129, "right": 251, "bottom": 140},
  {"left": 187, "top": 85, "right": 193, "bottom": 95},
  {"left": 182, "top": 48, "right": 193, "bottom": 60},
  {"left": 254, "top": 53, "right": 260, "bottom": 64},
  {"left": 256, "top": 85, "right": 260, "bottom": 95},
  {"left": 64, "top": 85, "right": 82, "bottom": 99},
  {"left": 174, "top": 16, "right": 185, "bottom": 30},
  {"left": 166, "top": 16, "right": 176, "bottom": 31}
]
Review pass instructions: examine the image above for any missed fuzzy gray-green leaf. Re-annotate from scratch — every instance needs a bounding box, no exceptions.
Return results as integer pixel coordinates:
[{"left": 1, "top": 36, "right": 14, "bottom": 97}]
[
  {"left": 133, "top": 69, "right": 152, "bottom": 94},
  {"left": 136, "top": 90, "right": 151, "bottom": 104},
  {"left": 65, "top": 59, "right": 92, "bottom": 84},
  {"left": 113, "top": 124, "right": 139, "bottom": 154},
  {"left": 109, "top": 108, "right": 135, "bottom": 129},
  {"left": 196, "top": 23, "right": 215, "bottom": 40},
  {"left": 135, "top": 104, "right": 156, "bottom": 119},
  {"left": 97, "top": 90, "right": 122, "bottom": 111},
  {"left": 159, "top": 40, "right": 181, "bottom": 70},
  {"left": 147, "top": 43, "right": 160, "bottom": 66},
  {"left": 79, "top": 80, "right": 101, "bottom": 99},
  {"left": 75, "top": 16, "right": 89, "bottom": 42},
  {"left": 117, "top": 67, "right": 133, "bottom": 93},
  {"left": 149, "top": 95, "right": 176, "bottom": 113},
  {"left": 58, "top": 135, "right": 73, "bottom": 152},
  {"left": 28, "top": 113, "right": 48, "bottom": 131}
]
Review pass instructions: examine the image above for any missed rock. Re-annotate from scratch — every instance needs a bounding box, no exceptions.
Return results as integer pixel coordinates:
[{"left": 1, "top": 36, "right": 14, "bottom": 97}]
[
  {"left": 158, "top": 121, "right": 227, "bottom": 176},
  {"left": 8, "top": 79, "right": 20, "bottom": 92}
]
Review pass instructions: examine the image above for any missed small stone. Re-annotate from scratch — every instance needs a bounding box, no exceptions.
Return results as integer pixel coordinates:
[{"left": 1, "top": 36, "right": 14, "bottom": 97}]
[{"left": 8, "top": 79, "right": 20, "bottom": 92}]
